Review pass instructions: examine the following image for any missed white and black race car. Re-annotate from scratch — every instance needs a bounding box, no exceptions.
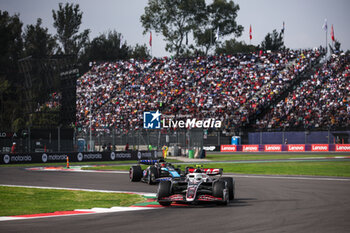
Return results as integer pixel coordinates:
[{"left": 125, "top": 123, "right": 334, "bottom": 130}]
[{"left": 157, "top": 167, "right": 235, "bottom": 206}]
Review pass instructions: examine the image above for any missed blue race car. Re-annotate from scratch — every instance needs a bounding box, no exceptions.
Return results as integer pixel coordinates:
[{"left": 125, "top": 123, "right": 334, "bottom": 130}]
[{"left": 129, "top": 159, "right": 183, "bottom": 185}]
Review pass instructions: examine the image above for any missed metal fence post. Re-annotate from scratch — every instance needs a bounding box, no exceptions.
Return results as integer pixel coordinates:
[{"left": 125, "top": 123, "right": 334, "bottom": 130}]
[
  {"left": 28, "top": 127, "right": 31, "bottom": 152},
  {"left": 58, "top": 125, "right": 61, "bottom": 152},
  {"left": 218, "top": 131, "right": 220, "bottom": 146},
  {"left": 328, "top": 129, "right": 330, "bottom": 144}
]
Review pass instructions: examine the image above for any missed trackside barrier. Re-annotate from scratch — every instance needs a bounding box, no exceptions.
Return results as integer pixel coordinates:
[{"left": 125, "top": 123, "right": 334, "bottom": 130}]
[
  {"left": 0, "top": 150, "right": 159, "bottom": 164},
  {"left": 220, "top": 144, "right": 350, "bottom": 152}
]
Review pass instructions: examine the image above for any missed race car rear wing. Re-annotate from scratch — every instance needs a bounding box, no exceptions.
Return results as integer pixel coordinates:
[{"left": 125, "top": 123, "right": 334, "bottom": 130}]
[
  {"left": 186, "top": 167, "right": 223, "bottom": 176},
  {"left": 138, "top": 159, "right": 158, "bottom": 165}
]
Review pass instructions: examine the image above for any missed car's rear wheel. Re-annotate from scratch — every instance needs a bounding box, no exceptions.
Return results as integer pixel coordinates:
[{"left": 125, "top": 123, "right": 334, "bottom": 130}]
[
  {"left": 157, "top": 181, "right": 172, "bottom": 206},
  {"left": 220, "top": 177, "right": 235, "bottom": 200},
  {"left": 129, "top": 166, "right": 142, "bottom": 182}
]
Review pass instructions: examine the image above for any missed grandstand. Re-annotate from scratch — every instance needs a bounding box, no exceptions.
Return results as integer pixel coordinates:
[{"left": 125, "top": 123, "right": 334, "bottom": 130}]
[
  {"left": 253, "top": 53, "right": 350, "bottom": 130},
  {"left": 76, "top": 49, "right": 329, "bottom": 135}
]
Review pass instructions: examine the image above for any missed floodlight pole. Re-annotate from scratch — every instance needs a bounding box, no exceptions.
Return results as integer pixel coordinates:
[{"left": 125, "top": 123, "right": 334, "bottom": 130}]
[{"left": 325, "top": 26, "right": 328, "bottom": 56}]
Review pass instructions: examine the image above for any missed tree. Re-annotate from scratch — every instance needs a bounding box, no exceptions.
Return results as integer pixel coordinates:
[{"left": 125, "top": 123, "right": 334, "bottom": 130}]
[
  {"left": 141, "top": 0, "right": 206, "bottom": 56},
  {"left": 261, "top": 29, "right": 284, "bottom": 51},
  {"left": 329, "top": 39, "right": 341, "bottom": 54},
  {"left": 194, "top": 0, "right": 243, "bottom": 55},
  {"left": 83, "top": 30, "right": 130, "bottom": 62},
  {"left": 0, "top": 11, "right": 23, "bottom": 131},
  {"left": 0, "top": 10, "right": 23, "bottom": 72},
  {"left": 23, "top": 18, "right": 57, "bottom": 58},
  {"left": 131, "top": 44, "right": 151, "bottom": 59},
  {"left": 216, "top": 38, "right": 257, "bottom": 54},
  {"left": 52, "top": 3, "right": 89, "bottom": 56}
]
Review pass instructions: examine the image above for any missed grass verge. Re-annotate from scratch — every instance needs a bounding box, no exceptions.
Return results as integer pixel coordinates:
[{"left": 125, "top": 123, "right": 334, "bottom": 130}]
[
  {"left": 82, "top": 161, "right": 350, "bottom": 177},
  {"left": 205, "top": 153, "right": 346, "bottom": 161},
  {"left": 0, "top": 186, "right": 146, "bottom": 216}
]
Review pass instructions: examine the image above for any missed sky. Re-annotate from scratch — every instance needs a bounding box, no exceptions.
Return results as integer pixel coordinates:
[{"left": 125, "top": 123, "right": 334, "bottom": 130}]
[{"left": 0, "top": 0, "right": 349, "bottom": 57}]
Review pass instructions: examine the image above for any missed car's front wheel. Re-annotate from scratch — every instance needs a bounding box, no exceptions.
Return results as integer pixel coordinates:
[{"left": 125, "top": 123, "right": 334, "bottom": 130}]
[
  {"left": 219, "top": 177, "right": 235, "bottom": 200},
  {"left": 147, "top": 166, "right": 158, "bottom": 185},
  {"left": 213, "top": 180, "right": 228, "bottom": 205},
  {"left": 157, "top": 181, "right": 172, "bottom": 206}
]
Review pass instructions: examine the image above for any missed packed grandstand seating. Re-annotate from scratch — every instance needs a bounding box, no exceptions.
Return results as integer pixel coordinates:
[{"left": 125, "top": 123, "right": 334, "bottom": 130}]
[
  {"left": 75, "top": 48, "right": 350, "bottom": 133},
  {"left": 254, "top": 53, "right": 350, "bottom": 130}
]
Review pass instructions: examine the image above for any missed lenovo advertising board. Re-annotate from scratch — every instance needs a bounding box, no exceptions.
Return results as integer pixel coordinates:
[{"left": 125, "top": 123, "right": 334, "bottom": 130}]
[
  {"left": 335, "top": 144, "right": 350, "bottom": 152},
  {"left": 242, "top": 145, "right": 259, "bottom": 152},
  {"left": 287, "top": 144, "right": 306, "bottom": 152},
  {"left": 220, "top": 145, "right": 237, "bottom": 152},
  {"left": 264, "top": 144, "right": 282, "bottom": 152},
  {"left": 311, "top": 144, "right": 329, "bottom": 152}
]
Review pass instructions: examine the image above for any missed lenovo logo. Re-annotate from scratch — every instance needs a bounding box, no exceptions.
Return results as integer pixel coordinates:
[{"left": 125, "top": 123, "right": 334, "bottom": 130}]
[
  {"left": 220, "top": 145, "right": 237, "bottom": 152},
  {"left": 264, "top": 145, "right": 282, "bottom": 152},
  {"left": 288, "top": 145, "right": 305, "bottom": 152},
  {"left": 335, "top": 144, "right": 350, "bottom": 152},
  {"left": 311, "top": 144, "right": 329, "bottom": 151},
  {"left": 243, "top": 145, "right": 259, "bottom": 152}
]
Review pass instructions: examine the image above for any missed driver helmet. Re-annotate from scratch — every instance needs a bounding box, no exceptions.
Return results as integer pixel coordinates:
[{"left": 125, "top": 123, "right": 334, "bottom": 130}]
[{"left": 194, "top": 168, "right": 202, "bottom": 173}]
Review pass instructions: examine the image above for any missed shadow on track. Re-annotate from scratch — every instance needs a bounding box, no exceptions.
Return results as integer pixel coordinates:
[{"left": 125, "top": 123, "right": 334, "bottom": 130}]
[{"left": 163, "top": 198, "right": 256, "bottom": 208}]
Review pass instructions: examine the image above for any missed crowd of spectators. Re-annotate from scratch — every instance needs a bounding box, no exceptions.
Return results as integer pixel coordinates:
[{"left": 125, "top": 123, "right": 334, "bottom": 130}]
[
  {"left": 76, "top": 49, "right": 323, "bottom": 134},
  {"left": 254, "top": 53, "right": 350, "bottom": 130},
  {"left": 35, "top": 92, "right": 61, "bottom": 112}
]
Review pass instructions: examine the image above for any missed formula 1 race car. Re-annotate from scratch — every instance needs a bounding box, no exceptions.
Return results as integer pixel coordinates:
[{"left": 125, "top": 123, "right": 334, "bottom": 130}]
[
  {"left": 129, "top": 159, "right": 183, "bottom": 185},
  {"left": 157, "top": 166, "right": 235, "bottom": 206}
]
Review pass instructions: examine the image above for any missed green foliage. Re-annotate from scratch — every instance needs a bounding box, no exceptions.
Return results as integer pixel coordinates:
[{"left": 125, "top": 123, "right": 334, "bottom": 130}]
[
  {"left": 0, "top": 10, "right": 23, "bottom": 72},
  {"left": 261, "top": 29, "right": 285, "bottom": 51},
  {"left": 194, "top": 0, "right": 243, "bottom": 55},
  {"left": 84, "top": 30, "right": 130, "bottom": 62},
  {"left": 329, "top": 39, "right": 342, "bottom": 54},
  {"left": 141, "top": 0, "right": 243, "bottom": 56},
  {"left": 141, "top": 0, "right": 207, "bottom": 56},
  {"left": 131, "top": 43, "right": 151, "bottom": 59},
  {"left": 23, "top": 18, "right": 57, "bottom": 58},
  {"left": 27, "top": 106, "right": 60, "bottom": 128},
  {"left": 216, "top": 38, "right": 257, "bottom": 54},
  {"left": 11, "top": 117, "right": 25, "bottom": 132},
  {"left": 0, "top": 76, "right": 10, "bottom": 94},
  {"left": 205, "top": 153, "right": 343, "bottom": 161},
  {"left": 52, "top": 3, "right": 90, "bottom": 56}
]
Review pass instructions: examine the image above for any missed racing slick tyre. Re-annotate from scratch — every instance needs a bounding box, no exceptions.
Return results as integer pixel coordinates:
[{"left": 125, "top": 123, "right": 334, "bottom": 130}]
[
  {"left": 213, "top": 180, "right": 228, "bottom": 205},
  {"left": 220, "top": 177, "right": 235, "bottom": 200},
  {"left": 147, "top": 166, "right": 158, "bottom": 185},
  {"left": 129, "top": 166, "right": 142, "bottom": 182},
  {"left": 157, "top": 181, "right": 172, "bottom": 206}
]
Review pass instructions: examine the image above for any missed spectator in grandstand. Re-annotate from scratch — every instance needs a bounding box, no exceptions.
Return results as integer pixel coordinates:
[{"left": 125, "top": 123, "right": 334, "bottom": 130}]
[
  {"left": 253, "top": 53, "right": 349, "bottom": 130},
  {"left": 75, "top": 49, "right": 322, "bottom": 134}
]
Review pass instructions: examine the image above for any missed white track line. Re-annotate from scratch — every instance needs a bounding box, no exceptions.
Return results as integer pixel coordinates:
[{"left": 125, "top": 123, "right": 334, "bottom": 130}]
[
  {"left": 0, "top": 207, "right": 157, "bottom": 222},
  {"left": 26, "top": 167, "right": 128, "bottom": 174}
]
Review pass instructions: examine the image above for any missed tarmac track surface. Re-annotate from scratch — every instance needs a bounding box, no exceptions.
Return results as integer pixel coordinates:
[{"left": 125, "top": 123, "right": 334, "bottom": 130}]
[{"left": 0, "top": 167, "right": 350, "bottom": 233}]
